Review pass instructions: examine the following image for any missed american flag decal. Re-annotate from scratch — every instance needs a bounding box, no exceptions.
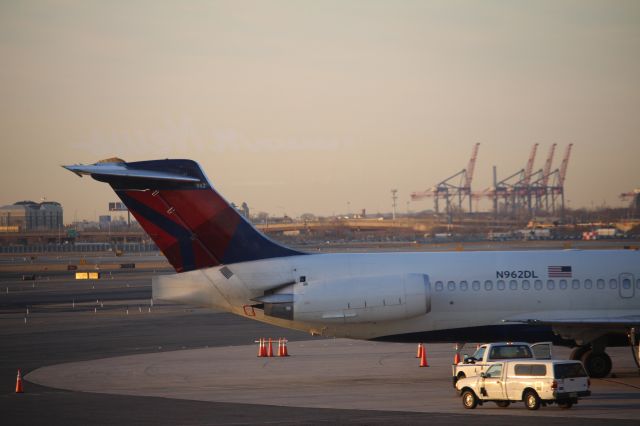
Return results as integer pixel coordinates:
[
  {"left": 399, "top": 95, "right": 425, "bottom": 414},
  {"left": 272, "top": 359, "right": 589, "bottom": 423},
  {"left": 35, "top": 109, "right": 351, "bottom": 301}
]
[{"left": 548, "top": 265, "right": 572, "bottom": 278}]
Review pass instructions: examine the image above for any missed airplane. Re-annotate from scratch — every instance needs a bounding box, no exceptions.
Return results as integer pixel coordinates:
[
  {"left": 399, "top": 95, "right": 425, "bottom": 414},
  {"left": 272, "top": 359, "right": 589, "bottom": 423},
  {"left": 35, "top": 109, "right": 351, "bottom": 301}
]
[{"left": 63, "top": 158, "right": 640, "bottom": 378}]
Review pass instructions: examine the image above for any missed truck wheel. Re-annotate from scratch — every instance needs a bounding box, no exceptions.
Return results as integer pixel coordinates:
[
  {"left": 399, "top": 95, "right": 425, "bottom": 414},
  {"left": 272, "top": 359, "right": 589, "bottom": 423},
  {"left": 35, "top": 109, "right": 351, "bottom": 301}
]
[
  {"left": 462, "top": 390, "right": 478, "bottom": 409},
  {"left": 495, "top": 401, "right": 510, "bottom": 408},
  {"left": 524, "top": 390, "right": 540, "bottom": 410},
  {"left": 581, "top": 350, "right": 612, "bottom": 378},
  {"left": 558, "top": 401, "right": 573, "bottom": 409}
]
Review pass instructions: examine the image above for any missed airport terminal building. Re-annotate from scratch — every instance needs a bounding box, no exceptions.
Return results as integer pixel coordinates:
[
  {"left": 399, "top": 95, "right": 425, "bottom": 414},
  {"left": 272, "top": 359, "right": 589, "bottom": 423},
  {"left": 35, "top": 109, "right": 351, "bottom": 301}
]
[{"left": 0, "top": 201, "right": 63, "bottom": 232}]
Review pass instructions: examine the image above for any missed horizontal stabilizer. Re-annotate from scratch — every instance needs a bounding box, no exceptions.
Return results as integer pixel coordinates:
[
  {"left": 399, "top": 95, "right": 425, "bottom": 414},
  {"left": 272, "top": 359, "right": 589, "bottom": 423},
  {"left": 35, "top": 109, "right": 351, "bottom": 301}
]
[{"left": 63, "top": 162, "right": 201, "bottom": 182}]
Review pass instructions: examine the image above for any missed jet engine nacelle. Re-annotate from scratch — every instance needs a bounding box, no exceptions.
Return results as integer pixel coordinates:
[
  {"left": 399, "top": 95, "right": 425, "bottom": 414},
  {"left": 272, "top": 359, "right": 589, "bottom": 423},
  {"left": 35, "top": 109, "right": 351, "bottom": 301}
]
[{"left": 262, "top": 273, "right": 431, "bottom": 324}]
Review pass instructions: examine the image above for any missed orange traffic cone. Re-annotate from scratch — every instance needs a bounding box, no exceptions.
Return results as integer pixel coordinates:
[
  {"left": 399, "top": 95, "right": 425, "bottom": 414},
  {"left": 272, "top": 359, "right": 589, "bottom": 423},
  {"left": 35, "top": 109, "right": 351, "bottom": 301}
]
[
  {"left": 420, "top": 345, "right": 429, "bottom": 367},
  {"left": 267, "top": 338, "right": 273, "bottom": 357},
  {"left": 281, "top": 338, "right": 289, "bottom": 357},
  {"left": 416, "top": 343, "right": 423, "bottom": 358},
  {"left": 453, "top": 352, "right": 461, "bottom": 365},
  {"left": 15, "top": 369, "right": 23, "bottom": 393},
  {"left": 257, "top": 338, "right": 266, "bottom": 357}
]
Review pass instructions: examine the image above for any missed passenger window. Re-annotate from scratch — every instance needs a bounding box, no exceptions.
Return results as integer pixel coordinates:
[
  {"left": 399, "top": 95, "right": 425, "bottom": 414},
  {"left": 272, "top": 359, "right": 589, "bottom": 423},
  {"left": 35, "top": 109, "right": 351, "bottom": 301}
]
[
  {"left": 534, "top": 280, "right": 543, "bottom": 290},
  {"left": 530, "top": 364, "right": 547, "bottom": 376},
  {"left": 514, "top": 364, "right": 529, "bottom": 375},
  {"left": 472, "top": 280, "right": 481, "bottom": 291},
  {"left": 435, "top": 281, "right": 443, "bottom": 291},
  {"left": 622, "top": 278, "right": 631, "bottom": 290},
  {"left": 514, "top": 364, "right": 546, "bottom": 376},
  {"left": 497, "top": 280, "right": 505, "bottom": 291},
  {"left": 584, "top": 279, "right": 593, "bottom": 289},
  {"left": 484, "top": 280, "right": 493, "bottom": 291},
  {"left": 572, "top": 279, "right": 580, "bottom": 289},
  {"left": 609, "top": 279, "right": 618, "bottom": 289},
  {"left": 447, "top": 281, "right": 456, "bottom": 291},
  {"left": 597, "top": 279, "right": 605, "bottom": 289},
  {"left": 559, "top": 279, "right": 567, "bottom": 290},
  {"left": 509, "top": 280, "right": 518, "bottom": 290},
  {"left": 547, "top": 280, "right": 555, "bottom": 290},
  {"left": 460, "top": 280, "right": 469, "bottom": 291},
  {"left": 522, "top": 280, "right": 530, "bottom": 290},
  {"left": 485, "top": 364, "right": 502, "bottom": 378}
]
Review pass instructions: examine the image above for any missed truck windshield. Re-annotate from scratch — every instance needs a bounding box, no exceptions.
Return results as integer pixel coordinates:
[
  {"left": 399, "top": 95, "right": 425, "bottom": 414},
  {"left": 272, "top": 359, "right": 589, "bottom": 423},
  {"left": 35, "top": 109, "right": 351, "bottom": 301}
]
[
  {"left": 554, "top": 363, "right": 588, "bottom": 379},
  {"left": 471, "top": 346, "right": 485, "bottom": 360},
  {"left": 488, "top": 345, "right": 533, "bottom": 360}
]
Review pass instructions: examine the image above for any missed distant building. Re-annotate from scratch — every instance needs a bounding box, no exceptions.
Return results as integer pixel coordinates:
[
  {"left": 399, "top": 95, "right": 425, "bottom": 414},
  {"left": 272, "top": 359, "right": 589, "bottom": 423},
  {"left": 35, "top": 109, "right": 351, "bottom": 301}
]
[
  {"left": 0, "top": 201, "right": 63, "bottom": 232},
  {"left": 99, "top": 215, "right": 111, "bottom": 230}
]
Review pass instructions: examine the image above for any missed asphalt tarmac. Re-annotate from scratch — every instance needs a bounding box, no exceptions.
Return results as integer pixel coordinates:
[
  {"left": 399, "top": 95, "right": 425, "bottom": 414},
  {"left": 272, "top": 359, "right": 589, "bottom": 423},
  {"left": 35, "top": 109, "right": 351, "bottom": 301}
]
[{"left": 1, "top": 255, "right": 639, "bottom": 425}]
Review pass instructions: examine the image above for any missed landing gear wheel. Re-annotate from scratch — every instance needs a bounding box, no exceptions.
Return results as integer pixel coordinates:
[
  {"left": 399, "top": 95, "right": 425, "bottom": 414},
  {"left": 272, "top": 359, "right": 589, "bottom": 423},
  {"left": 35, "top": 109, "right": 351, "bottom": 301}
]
[
  {"left": 524, "top": 390, "right": 540, "bottom": 410},
  {"left": 570, "top": 346, "right": 589, "bottom": 361},
  {"left": 495, "top": 401, "right": 510, "bottom": 408},
  {"left": 581, "top": 350, "right": 612, "bottom": 378},
  {"left": 558, "top": 401, "right": 573, "bottom": 409},
  {"left": 462, "top": 390, "right": 478, "bottom": 409}
]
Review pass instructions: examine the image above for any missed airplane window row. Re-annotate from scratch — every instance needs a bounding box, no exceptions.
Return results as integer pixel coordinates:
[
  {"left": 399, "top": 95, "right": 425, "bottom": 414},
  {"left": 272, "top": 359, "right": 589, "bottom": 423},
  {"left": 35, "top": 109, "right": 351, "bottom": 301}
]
[{"left": 433, "top": 278, "right": 640, "bottom": 292}]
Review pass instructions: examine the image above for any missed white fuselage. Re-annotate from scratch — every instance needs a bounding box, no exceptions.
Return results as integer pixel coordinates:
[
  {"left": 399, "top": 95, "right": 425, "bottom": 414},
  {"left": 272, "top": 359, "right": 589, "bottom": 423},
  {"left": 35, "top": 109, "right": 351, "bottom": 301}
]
[{"left": 153, "top": 249, "right": 640, "bottom": 342}]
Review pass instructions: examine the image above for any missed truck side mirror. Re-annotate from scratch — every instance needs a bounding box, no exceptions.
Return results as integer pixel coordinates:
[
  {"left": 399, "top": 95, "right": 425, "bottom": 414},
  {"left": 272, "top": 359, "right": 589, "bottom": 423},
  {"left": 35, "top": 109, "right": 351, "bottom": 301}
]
[{"left": 480, "top": 372, "right": 487, "bottom": 379}]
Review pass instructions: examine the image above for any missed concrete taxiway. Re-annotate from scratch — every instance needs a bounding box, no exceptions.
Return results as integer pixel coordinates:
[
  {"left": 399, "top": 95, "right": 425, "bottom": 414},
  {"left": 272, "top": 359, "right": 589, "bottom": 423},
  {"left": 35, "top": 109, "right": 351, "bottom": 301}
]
[{"left": 26, "top": 339, "right": 640, "bottom": 420}]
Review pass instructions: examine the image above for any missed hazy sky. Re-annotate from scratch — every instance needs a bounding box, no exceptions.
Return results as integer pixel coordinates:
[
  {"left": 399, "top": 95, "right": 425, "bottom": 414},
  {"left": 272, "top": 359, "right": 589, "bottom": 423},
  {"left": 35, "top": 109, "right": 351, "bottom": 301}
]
[{"left": 0, "top": 1, "right": 638, "bottom": 222}]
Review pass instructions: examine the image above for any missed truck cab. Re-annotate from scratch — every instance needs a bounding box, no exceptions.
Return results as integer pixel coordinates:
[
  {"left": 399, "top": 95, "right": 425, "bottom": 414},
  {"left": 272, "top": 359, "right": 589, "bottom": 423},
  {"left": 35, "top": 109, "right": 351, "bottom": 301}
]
[{"left": 456, "top": 359, "right": 590, "bottom": 410}]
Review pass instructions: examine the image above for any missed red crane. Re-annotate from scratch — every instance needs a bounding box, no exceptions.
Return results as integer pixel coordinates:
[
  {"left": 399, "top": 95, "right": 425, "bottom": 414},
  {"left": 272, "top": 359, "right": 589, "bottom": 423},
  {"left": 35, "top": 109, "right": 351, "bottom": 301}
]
[
  {"left": 523, "top": 143, "right": 539, "bottom": 186},
  {"left": 541, "top": 143, "right": 557, "bottom": 187}
]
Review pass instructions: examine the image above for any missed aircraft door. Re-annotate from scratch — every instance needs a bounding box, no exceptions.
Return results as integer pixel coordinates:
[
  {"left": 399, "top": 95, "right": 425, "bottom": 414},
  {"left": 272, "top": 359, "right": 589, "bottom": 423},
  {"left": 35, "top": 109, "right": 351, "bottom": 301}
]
[{"left": 619, "top": 273, "right": 635, "bottom": 299}]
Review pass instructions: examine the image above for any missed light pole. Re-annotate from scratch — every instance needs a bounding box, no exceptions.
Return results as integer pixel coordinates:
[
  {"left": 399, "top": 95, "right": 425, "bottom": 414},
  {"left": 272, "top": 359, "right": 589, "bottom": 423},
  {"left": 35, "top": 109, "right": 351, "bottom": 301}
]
[{"left": 391, "top": 189, "right": 398, "bottom": 221}]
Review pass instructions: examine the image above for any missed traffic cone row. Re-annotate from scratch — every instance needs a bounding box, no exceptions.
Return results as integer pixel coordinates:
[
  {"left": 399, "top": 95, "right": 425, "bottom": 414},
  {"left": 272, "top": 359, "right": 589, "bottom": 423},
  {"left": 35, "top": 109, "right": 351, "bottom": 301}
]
[
  {"left": 257, "top": 338, "right": 290, "bottom": 357},
  {"left": 15, "top": 369, "right": 23, "bottom": 393}
]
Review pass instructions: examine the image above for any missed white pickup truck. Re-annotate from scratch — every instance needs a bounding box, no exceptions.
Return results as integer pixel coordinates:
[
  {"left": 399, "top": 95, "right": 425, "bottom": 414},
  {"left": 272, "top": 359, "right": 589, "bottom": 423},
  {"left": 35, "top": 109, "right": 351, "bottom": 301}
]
[
  {"left": 456, "top": 359, "right": 591, "bottom": 410},
  {"left": 452, "top": 342, "right": 552, "bottom": 387}
]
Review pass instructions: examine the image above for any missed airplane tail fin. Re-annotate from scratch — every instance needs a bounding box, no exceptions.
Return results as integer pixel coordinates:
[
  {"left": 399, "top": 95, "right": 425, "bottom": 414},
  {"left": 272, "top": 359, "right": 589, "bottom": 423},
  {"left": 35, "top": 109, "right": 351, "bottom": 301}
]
[{"left": 64, "top": 158, "right": 304, "bottom": 272}]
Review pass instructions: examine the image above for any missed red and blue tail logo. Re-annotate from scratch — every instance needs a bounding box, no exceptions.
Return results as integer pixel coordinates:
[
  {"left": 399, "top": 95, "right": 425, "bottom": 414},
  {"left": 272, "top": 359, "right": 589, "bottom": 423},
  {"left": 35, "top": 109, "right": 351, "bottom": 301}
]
[{"left": 64, "top": 159, "right": 304, "bottom": 272}]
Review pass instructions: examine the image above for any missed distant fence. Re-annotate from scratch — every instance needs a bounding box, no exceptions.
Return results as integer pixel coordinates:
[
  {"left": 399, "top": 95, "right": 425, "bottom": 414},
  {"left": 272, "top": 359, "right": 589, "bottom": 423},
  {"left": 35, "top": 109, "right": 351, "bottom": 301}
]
[{"left": 0, "top": 242, "right": 159, "bottom": 254}]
